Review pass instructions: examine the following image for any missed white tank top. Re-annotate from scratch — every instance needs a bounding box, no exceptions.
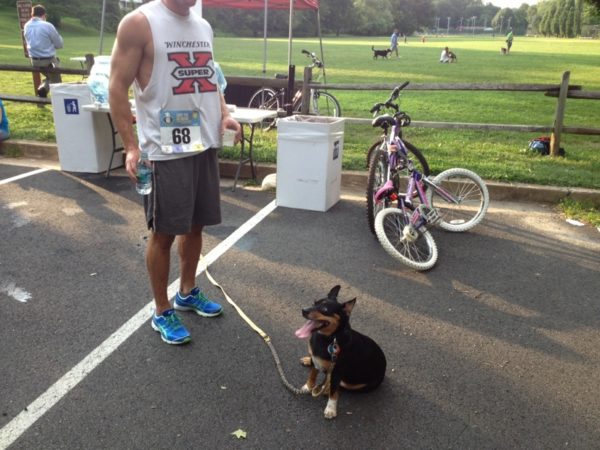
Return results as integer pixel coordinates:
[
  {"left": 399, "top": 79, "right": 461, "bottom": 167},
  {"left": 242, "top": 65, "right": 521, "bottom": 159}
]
[{"left": 133, "top": 0, "right": 222, "bottom": 161}]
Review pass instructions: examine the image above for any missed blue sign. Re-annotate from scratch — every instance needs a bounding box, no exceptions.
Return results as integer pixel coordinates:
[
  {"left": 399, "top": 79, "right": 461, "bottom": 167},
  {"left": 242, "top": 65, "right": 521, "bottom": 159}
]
[{"left": 64, "top": 98, "right": 79, "bottom": 115}]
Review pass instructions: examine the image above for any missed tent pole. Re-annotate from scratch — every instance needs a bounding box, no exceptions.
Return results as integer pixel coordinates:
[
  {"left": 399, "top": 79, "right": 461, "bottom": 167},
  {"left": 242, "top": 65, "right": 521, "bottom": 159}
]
[
  {"left": 263, "top": 0, "right": 268, "bottom": 74},
  {"left": 99, "top": 0, "right": 107, "bottom": 55},
  {"left": 287, "top": 0, "right": 294, "bottom": 67},
  {"left": 317, "top": 7, "right": 325, "bottom": 85}
]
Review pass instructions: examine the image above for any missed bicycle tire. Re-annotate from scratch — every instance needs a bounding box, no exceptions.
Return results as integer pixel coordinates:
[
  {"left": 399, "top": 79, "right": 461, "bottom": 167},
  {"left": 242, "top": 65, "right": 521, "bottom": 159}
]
[
  {"left": 310, "top": 91, "right": 341, "bottom": 117},
  {"left": 366, "top": 146, "right": 388, "bottom": 235},
  {"left": 248, "top": 88, "right": 279, "bottom": 129},
  {"left": 374, "top": 207, "right": 438, "bottom": 271},
  {"left": 426, "top": 167, "right": 489, "bottom": 232},
  {"left": 365, "top": 140, "right": 430, "bottom": 235}
]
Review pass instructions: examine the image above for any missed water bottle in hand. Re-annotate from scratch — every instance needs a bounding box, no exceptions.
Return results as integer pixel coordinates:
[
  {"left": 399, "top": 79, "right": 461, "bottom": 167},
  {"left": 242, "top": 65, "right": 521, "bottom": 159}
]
[{"left": 136, "top": 152, "right": 152, "bottom": 195}]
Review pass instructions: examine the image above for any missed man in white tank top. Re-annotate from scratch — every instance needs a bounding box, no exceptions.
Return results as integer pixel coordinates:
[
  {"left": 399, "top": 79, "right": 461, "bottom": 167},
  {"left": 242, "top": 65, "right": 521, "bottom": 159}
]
[{"left": 109, "top": 0, "right": 241, "bottom": 345}]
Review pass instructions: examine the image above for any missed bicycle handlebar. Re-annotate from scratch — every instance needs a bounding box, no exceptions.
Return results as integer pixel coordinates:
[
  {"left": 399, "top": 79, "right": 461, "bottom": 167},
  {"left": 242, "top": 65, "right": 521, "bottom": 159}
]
[
  {"left": 370, "top": 82, "right": 410, "bottom": 116},
  {"left": 301, "top": 49, "right": 323, "bottom": 68}
]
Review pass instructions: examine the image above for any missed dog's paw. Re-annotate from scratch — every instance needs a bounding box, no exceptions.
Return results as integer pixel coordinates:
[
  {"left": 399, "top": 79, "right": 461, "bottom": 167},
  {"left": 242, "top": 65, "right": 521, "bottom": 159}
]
[
  {"left": 323, "top": 399, "right": 338, "bottom": 419},
  {"left": 300, "top": 384, "right": 311, "bottom": 394},
  {"left": 300, "top": 356, "right": 312, "bottom": 367}
]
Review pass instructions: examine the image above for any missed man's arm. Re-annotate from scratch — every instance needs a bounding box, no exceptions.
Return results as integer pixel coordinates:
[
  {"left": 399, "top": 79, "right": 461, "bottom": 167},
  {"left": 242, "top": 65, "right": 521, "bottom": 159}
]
[
  {"left": 49, "top": 24, "right": 63, "bottom": 50},
  {"left": 219, "top": 91, "right": 241, "bottom": 144},
  {"left": 109, "top": 12, "right": 149, "bottom": 180}
]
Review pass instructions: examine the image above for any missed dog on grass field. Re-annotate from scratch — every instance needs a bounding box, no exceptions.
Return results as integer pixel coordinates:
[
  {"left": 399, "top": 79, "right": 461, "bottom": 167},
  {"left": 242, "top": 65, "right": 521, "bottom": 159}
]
[
  {"left": 372, "top": 46, "right": 392, "bottom": 59},
  {"left": 295, "top": 285, "right": 387, "bottom": 419},
  {"left": 501, "top": 47, "right": 507, "bottom": 55},
  {"left": 448, "top": 51, "right": 457, "bottom": 62}
]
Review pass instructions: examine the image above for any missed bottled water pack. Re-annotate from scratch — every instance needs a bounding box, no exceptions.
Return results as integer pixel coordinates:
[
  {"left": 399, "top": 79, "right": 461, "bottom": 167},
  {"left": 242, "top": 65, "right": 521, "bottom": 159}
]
[{"left": 87, "top": 56, "right": 111, "bottom": 105}]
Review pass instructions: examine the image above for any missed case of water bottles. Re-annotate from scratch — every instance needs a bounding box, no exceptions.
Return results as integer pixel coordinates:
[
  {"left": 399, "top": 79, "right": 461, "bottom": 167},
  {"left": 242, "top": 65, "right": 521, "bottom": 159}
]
[{"left": 87, "top": 55, "right": 111, "bottom": 105}]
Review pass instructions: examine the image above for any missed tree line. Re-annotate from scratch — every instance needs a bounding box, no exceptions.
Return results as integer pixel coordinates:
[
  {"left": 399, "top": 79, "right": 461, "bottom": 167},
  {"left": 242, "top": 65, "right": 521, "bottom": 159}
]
[{"left": 1, "top": 0, "right": 599, "bottom": 37}]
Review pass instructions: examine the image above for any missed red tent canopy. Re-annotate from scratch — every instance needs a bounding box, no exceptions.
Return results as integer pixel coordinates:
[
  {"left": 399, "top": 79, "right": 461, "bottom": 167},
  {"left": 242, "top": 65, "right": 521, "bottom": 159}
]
[{"left": 203, "top": 0, "right": 318, "bottom": 10}]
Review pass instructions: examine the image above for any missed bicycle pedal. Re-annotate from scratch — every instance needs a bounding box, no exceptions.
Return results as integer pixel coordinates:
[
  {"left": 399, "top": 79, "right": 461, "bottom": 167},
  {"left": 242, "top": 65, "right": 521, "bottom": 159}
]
[{"left": 418, "top": 205, "right": 441, "bottom": 225}]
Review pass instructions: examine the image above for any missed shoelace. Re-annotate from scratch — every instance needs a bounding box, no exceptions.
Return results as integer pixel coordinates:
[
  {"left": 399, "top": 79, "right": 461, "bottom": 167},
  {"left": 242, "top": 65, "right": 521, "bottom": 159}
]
[{"left": 163, "top": 313, "right": 184, "bottom": 330}]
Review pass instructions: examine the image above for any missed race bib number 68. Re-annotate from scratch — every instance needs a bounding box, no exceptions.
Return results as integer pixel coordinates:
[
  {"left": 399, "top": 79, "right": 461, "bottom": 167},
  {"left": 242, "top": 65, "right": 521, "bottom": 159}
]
[{"left": 159, "top": 109, "right": 205, "bottom": 154}]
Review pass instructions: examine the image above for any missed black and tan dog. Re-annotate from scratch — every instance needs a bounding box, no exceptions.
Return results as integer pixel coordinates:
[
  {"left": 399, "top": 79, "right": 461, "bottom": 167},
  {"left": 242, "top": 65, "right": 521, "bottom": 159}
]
[
  {"left": 295, "top": 285, "right": 387, "bottom": 419},
  {"left": 372, "top": 46, "right": 392, "bottom": 59}
]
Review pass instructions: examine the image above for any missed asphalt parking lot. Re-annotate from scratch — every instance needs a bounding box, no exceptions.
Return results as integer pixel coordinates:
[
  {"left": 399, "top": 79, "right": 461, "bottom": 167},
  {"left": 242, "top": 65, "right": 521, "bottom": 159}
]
[{"left": 1, "top": 157, "right": 599, "bottom": 449}]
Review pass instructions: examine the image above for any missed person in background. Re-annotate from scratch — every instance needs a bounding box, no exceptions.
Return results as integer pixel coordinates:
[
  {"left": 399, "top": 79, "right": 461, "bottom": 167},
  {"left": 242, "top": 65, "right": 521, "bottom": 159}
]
[
  {"left": 390, "top": 28, "right": 400, "bottom": 58},
  {"left": 109, "top": 0, "right": 241, "bottom": 345},
  {"left": 0, "top": 99, "right": 9, "bottom": 142},
  {"left": 440, "top": 47, "right": 450, "bottom": 63},
  {"left": 506, "top": 27, "right": 514, "bottom": 54},
  {"left": 23, "top": 4, "right": 63, "bottom": 97}
]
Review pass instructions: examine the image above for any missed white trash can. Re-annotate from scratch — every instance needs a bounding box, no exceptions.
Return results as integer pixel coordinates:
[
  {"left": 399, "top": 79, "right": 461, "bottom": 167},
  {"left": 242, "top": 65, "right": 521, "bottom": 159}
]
[
  {"left": 276, "top": 115, "right": 345, "bottom": 212},
  {"left": 50, "top": 82, "right": 122, "bottom": 173}
]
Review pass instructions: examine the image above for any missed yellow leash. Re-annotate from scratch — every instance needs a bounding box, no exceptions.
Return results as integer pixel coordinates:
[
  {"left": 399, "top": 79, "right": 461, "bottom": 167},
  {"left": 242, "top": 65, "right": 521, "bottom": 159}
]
[{"left": 201, "top": 256, "right": 305, "bottom": 395}]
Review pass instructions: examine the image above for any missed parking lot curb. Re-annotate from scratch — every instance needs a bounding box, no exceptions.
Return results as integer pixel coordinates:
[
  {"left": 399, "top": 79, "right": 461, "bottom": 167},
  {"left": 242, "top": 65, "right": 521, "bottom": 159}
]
[{"left": 2, "top": 139, "right": 599, "bottom": 204}]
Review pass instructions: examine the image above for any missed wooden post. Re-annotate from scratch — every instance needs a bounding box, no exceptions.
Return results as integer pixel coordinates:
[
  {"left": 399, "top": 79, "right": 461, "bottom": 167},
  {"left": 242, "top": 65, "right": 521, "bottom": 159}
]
[
  {"left": 301, "top": 66, "right": 312, "bottom": 115},
  {"left": 550, "top": 71, "right": 570, "bottom": 157}
]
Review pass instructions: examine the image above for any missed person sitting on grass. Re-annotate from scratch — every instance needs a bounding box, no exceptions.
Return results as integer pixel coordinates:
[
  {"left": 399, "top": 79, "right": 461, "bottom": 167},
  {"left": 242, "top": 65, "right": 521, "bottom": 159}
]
[{"left": 440, "top": 47, "right": 451, "bottom": 63}]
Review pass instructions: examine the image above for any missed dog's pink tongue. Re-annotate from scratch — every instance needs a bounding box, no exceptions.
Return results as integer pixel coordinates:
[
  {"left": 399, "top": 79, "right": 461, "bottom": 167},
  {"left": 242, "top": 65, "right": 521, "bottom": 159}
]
[{"left": 295, "top": 320, "right": 317, "bottom": 339}]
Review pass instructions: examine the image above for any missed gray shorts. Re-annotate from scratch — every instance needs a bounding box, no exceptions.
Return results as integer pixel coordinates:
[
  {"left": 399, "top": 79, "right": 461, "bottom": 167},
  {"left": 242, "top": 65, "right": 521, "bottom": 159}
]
[{"left": 144, "top": 149, "right": 221, "bottom": 235}]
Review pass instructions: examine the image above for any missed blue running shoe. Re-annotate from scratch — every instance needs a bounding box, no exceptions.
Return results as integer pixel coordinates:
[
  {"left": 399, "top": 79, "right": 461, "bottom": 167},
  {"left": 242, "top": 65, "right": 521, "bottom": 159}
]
[
  {"left": 174, "top": 287, "right": 223, "bottom": 317},
  {"left": 151, "top": 309, "right": 191, "bottom": 345}
]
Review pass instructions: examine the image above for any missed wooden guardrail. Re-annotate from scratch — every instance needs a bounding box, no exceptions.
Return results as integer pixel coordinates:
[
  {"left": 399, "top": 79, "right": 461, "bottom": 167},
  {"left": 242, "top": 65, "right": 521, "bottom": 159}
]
[
  {"left": 2, "top": 65, "right": 599, "bottom": 157},
  {"left": 298, "top": 69, "right": 600, "bottom": 157}
]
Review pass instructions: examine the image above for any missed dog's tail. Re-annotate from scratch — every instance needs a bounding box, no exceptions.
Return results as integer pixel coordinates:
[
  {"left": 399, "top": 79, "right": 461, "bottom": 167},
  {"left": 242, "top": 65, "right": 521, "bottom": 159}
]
[{"left": 371, "top": 46, "right": 375, "bottom": 51}]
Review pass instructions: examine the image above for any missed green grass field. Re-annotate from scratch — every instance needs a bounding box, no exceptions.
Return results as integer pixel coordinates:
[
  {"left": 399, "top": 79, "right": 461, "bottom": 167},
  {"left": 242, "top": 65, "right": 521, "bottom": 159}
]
[{"left": 1, "top": 6, "right": 600, "bottom": 193}]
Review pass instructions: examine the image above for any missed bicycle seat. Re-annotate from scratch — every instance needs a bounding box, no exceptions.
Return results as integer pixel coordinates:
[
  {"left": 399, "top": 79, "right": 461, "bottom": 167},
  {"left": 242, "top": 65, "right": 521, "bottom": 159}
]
[
  {"left": 275, "top": 73, "right": 288, "bottom": 80},
  {"left": 372, "top": 115, "right": 395, "bottom": 129}
]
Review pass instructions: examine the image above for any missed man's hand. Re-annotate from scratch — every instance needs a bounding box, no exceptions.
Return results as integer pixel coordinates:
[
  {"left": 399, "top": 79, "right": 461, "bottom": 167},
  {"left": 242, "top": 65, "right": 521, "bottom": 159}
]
[
  {"left": 222, "top": 116, "right": 242, "bottom": 144},
  {"left": 124, "top": 146, "right": 141, "bottom": 182}
]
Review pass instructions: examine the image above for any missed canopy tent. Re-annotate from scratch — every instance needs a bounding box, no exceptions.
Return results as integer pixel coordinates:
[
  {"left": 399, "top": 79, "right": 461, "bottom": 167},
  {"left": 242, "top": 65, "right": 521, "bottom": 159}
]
[{"left": 202, "top": 0, "right": 323, "bottom": 74}]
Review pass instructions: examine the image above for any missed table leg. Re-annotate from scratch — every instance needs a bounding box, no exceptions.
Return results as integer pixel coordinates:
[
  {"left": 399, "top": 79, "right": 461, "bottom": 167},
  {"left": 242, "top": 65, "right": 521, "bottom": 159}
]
[
  {"left": 105, "top": 113, "right": 124, "bottom": 178},
  {"left": 232, "top": 124, "right": 257, "bottom": 191}
]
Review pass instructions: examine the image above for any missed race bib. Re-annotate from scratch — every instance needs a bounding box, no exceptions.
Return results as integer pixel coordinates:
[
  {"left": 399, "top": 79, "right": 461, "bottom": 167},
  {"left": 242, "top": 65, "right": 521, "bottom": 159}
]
[{"left": 159, "top": 109, "right": 204, "bottom": 154}]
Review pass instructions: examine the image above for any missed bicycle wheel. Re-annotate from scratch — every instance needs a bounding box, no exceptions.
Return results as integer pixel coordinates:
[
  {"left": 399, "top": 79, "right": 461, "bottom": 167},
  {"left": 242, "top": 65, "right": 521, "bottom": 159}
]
[
  {"left": 366, "top": 146, "right": 388, "bottom": 235},
  {"left": 248, "top": 88, "right": 279, "bottom": 129},
  {"left": 374, "top": 207, "right": 438, "bottom": 271},
  {"left": 426, "top": 167, "right": 489, "bottom": 232},
  {"left": 310, "top": 91, "right": 341, "bottom": 117}
]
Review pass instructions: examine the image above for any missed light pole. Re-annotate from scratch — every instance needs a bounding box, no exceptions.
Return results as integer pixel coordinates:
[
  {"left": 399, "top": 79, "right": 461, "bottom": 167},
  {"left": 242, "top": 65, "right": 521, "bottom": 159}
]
[
  {"left": 472, "top": 16, "right": 476, "bottom": 35},
  {"left": 447, "top": 17, "right": 451, "bottom": 35},
  {"left": 460, "top": 17, "right": 464, "bottom": 33}
]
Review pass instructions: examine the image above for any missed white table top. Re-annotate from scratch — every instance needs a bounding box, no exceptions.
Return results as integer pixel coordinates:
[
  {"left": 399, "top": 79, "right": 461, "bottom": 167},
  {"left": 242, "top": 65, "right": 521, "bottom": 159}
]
[
  {"left": 83, "top": 103, "right": 277, "bottom": 125},
  {"left": 70, "top": 56, "right": 87, "bottom": 62}
]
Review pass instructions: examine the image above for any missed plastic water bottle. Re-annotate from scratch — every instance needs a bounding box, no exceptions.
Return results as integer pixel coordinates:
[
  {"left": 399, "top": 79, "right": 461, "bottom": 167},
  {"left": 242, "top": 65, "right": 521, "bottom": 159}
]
[
  {"left": 136, "top": 152, "right": 152, "bottom": 195},
  {"left": 87, "top": 73, "right": 109, "bottom": 104}
]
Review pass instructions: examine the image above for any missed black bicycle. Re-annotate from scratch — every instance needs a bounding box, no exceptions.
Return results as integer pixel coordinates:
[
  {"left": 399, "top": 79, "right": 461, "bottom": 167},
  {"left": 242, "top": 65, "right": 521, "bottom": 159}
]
[{"left": 248, "top": 49, "right": 342, "bottom": 129}]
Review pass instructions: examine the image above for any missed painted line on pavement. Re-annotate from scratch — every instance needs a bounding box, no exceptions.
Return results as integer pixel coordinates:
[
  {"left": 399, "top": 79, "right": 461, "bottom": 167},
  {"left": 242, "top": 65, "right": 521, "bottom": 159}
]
[
  {"left": 0, "top": 199, "right": 278, "bottom": 449},
  {"left": 0, "top": 168, "right": 50, "bottom": 186}
]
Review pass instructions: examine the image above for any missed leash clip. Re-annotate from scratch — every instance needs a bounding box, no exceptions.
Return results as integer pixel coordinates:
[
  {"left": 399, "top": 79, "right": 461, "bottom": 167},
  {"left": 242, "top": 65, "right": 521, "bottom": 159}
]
[{"left": 328, "top": 338, "right": 340, "bottom": 362}]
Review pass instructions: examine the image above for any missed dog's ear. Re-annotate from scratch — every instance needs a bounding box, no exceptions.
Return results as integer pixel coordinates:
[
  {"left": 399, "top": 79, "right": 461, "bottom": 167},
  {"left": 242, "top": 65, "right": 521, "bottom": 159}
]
[
  {"left": 343, "top": 298, "right": 356, "bottom": 316},
  {"left": 328, "top": 285, "right": 341, "bottom": 300}
]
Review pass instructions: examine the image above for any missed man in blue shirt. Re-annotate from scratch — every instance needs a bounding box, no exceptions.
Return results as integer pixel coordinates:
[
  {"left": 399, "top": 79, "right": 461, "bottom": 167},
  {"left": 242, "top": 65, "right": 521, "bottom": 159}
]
[
  {"left": 24, "top": 4, "right": 64, "bottom": 97},
  {"left": 390, "top": 28, "right": 399, "bottom": 58}
]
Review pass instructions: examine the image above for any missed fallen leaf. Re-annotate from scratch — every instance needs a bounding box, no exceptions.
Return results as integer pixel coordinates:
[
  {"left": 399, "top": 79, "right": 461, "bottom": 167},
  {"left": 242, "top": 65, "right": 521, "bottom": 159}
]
[{"left": 231, "top": 429, "right": 247, "bottom": 439}]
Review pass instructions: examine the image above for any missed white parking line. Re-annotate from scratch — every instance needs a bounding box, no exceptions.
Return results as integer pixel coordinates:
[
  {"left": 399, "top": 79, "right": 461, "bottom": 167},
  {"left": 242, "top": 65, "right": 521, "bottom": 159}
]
[
  {"left": 0, "top": 199, "right": 278, "bottom": 449},
  {"left": 0, "top": 168, "right": 50, "bottom": 185}
]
